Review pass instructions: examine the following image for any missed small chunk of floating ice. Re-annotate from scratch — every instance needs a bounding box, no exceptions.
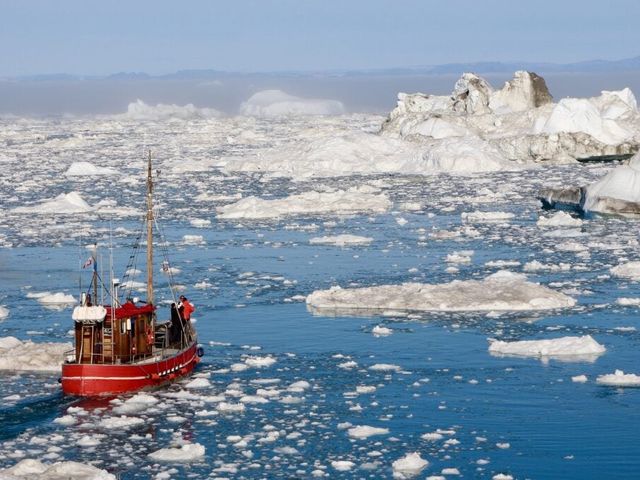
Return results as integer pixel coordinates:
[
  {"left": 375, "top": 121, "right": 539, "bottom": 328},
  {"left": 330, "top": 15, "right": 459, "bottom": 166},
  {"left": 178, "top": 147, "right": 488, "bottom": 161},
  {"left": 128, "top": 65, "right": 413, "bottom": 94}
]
[
  {"left": 537, "top": 211, "right": 583, "bottom": 227},
  {"left": 392, "top": 452, "right": 429, "bottom": 478},
  {"left": 310, "top": 234, "right": 373, "bottom": 246},
  {"left": 65, "top": 161, "right": 117, "bottom": 176},
  {"left": 0, "top": 306, "right": 8, "bottom": 319},
  {"left": 610, "top": 261, "right": 640, "bottom": 280},
  {"left": 0, "top": 459, "right": 116, "bottom": 479},
  {"left": 461, "top": 211, "right": 514, "bottom": 222},
  {"left": 369, "top": 363, "right": 402, "bottom": 372},
  {"left": 571, "top": 375, "right": 588, "bottom": 383},
  {"left": 217, "top": 402, "right": 246, "bottom": 413},
  {"left": 98, "top": 415, "right": 145, "bottom": 430},
  {"left": 182, "top": 235, "right": 206, "bottom": 245},
  {"left": 616, "top": 298, "right": 640, "bottom": 306},
  {"left": 53, "top": 415, "right": 77, "bottom": 426},
  {"left": 331, "top": 460, "right": 355, "bottom": 471},
  {"left": 338, "top": 360, "right": 358, "bottom": 369},
  {"left": 421, "top": 432, "right": 444, "bottom": 441},
  {"left": 372, "top": 325, "right": 393, "bottom": 336},
  {"left": 596, "top": 370, "right": 640, "bottom": 387},
  {"left": 27, "top": 291, "right": 76, "bottom": 305},
  {"left": 488, "top": 335, "right": 605, "bottom": 361},
  {"left": 244, "top": 355, "right": 276, "bottom": 368},
  {"left": 147, "top": 443, "right": 206, "bottom": 462},
  {"left": 347, "top": 425, "right": 389, "bottom": 439},
  {"left": 493, "top": 475, "right": 514, "bottom": 480},
  {"left": 442, "top": 468, "right": 460, "bottom": 475},
  {"left": 496, "top": 442, "right": 510, "bottom": 449},
  {"left": 185, "top": 377, "right": 211, "bottom": 389},
  {"left": 190, "top": 218, "right": 211, "bottom": 228},
  {"left": 307, "top": 271, "right": 575, "bottom": 315}
]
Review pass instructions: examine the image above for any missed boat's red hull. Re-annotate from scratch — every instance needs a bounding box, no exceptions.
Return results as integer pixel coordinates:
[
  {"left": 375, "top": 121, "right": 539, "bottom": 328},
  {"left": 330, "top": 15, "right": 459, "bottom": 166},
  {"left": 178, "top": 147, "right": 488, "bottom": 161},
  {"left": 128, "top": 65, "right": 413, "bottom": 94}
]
[{"left": 61, "top": 342, "right": 201, "bottom": 396}]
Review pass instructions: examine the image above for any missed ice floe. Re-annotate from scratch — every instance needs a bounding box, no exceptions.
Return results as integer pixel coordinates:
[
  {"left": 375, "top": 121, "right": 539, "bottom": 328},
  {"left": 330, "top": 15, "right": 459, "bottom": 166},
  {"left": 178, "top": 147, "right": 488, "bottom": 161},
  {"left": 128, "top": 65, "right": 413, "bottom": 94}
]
[
  {"left": 217, "top": 187, "right": 391, "bottom": 219},
  {"left": 488, "top": 335, "right": 605, "bottom": 361},
  {"left": 307, "top": 271, "right": 575, "bottom": 315},
  {"left": 13, "top": 192, "right": 92, "bottom": 215},
  {"left": 610, "top": 261, "right": 640, "bottom": 280},
  {"left": 65, "top": 161, "right": 117, "bottom": 177},
  {"left": 309, "top": 234, "right": 373, "bottom": 246},
  {"left": 392, "top": 452, "right": 429, "bottom": 479},
  {"left": 0, "top": 337, "right": 70, "bottom": 371},
  {"left": 0, "top": 459, "right": 116, "bottom": 479},
  {"left": 596, "top": 370, "right": 640, "bottom": 387},
  {"left": 240, "top": 89, "right": 345, "bottom": 117},
  {"left": 536, "top": 211, "right": 583, "bottom": 227},
  {"left": 347, "top": 425, "right": 389, "bottom": 439},
  {"left": 147, "top": 443, "right": 206, "bottom": 462}
]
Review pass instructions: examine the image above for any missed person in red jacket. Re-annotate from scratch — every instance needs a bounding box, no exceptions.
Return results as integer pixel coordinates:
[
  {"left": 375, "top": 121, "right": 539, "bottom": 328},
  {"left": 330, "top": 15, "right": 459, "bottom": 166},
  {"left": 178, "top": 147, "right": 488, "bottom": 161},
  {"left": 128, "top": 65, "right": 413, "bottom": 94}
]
[{"left": 178, "top": 295, "right": 195, "bottom": 321}]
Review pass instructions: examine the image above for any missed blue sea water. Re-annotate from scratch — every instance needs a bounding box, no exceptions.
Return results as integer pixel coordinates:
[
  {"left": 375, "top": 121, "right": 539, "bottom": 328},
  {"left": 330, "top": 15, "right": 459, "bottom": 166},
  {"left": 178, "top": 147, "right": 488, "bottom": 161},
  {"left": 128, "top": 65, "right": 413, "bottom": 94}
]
[{"left": 0, "top": 117, "right": 639, "bottom": 479}]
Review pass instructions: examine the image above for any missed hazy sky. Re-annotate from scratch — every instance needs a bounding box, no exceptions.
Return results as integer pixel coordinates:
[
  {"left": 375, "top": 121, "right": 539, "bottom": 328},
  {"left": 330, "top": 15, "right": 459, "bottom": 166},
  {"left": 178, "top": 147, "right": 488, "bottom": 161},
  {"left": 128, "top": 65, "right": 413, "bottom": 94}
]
[{"left": 1, "top": 0, "right": 639, "bottom": 76}]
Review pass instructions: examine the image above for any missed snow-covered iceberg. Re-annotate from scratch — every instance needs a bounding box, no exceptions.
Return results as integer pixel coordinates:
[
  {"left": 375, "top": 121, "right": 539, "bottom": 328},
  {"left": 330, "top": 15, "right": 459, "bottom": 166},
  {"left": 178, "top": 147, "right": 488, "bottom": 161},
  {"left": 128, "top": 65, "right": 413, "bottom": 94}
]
[
  {"left": 239, "top": 89, "right": 345, "bottom": 117},
  {"left": 382, "top": 70, "right": 638, "bottom": 163},
  {"left": 306, "top": 271, "right": 575, "bottom": 315},
  {"left": 488, "top": 335, "right": 605, "bottom": 362}
]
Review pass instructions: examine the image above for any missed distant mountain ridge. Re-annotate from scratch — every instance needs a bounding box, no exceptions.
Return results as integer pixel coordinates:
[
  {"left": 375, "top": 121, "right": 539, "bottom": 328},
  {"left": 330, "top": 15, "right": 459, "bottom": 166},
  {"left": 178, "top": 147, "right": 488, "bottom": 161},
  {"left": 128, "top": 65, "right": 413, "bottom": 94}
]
[{"left": 7, "top": 55, "right": 640, "bottom": 81}]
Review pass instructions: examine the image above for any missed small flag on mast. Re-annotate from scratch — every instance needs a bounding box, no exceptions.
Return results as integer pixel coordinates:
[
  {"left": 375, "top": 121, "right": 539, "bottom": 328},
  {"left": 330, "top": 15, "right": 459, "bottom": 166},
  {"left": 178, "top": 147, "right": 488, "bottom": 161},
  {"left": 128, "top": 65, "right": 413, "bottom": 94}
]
[{"left": 82, "top": 257, "right": 94, "bottom": 269}]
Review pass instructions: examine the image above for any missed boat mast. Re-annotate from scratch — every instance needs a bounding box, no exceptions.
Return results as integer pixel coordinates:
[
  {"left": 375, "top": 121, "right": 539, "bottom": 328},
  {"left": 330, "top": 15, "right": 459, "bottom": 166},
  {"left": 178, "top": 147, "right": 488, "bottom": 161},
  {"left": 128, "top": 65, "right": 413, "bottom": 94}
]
[{"left": 146, "top": 150, "right": 154, "bottom": 305}]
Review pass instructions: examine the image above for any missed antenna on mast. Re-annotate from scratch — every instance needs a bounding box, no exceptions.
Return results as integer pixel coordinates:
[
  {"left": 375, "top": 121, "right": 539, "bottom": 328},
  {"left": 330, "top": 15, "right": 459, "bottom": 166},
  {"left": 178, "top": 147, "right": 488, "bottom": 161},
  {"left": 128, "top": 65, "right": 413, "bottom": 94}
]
[{"left": 146, "top": 150, "right": 154, "bottom": 306}]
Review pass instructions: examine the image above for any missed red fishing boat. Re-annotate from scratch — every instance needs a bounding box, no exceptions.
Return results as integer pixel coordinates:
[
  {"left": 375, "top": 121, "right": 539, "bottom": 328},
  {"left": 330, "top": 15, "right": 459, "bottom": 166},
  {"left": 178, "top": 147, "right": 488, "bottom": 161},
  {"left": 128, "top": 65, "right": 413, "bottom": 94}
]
[{"left": 61, "top": 152, "right": 203, "bottom": 396}]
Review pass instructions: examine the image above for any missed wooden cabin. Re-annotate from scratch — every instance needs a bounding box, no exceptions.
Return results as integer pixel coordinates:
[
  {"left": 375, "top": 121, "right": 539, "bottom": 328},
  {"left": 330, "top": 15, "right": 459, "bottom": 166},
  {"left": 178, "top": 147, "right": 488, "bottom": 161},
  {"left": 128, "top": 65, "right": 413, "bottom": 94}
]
[{"left": 72, "top": 303, "right": 155, "bottom": 364}]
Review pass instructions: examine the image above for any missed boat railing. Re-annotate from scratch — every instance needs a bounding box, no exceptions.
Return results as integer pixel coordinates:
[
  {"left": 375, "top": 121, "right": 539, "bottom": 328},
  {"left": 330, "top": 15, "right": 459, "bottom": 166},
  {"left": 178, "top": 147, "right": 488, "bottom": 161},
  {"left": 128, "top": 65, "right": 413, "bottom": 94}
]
[{"left": 63, "top": 348, "right": 156, "bottom": 365}]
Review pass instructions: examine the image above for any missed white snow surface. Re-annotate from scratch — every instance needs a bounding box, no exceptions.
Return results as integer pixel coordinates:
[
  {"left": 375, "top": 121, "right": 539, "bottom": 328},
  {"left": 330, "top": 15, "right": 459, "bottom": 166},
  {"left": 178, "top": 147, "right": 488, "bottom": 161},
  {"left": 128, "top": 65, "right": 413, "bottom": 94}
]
[
  {"left": 596, "top": 369, "right": 640, "bottom": 387},
  {"left": 240, "top": 89, "right": 345, "bottom": 117},
  {"left": 0, "top": 459, "right": 116, "bottom": 479},
  {"left": 217, "top": 187, "right": 391, "bottom": 219},
  {"left": 147, "top": 443, "right": 206, "bottom": 462},
  {"left": 307, "top": 271, "right": 575, "bottom": 314},
  {"left": 0, "top": 337, "right": 70, "bottom": 371},
  {"left": 488, "top": 335, "right": 605, "bottom": 359}
]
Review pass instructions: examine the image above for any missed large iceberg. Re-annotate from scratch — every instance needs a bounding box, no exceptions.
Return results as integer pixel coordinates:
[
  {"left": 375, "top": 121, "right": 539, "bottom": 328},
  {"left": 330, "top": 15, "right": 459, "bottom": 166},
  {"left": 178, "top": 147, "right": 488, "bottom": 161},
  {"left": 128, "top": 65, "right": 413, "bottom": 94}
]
[
  {"left": 382, "top": 70, "right": 638, "bottom": 162},
  {"left": 123, "top": 99, "right": 221, "bottom": 121},
  {"left": 306, "top": 271, "right": 575, "bottom": 315},
  {"left": 540, "top": 150, "right": 640, "bottom": 215},
  {"left": 240, "top": 89, "right": 345, "bottom": 117}
]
